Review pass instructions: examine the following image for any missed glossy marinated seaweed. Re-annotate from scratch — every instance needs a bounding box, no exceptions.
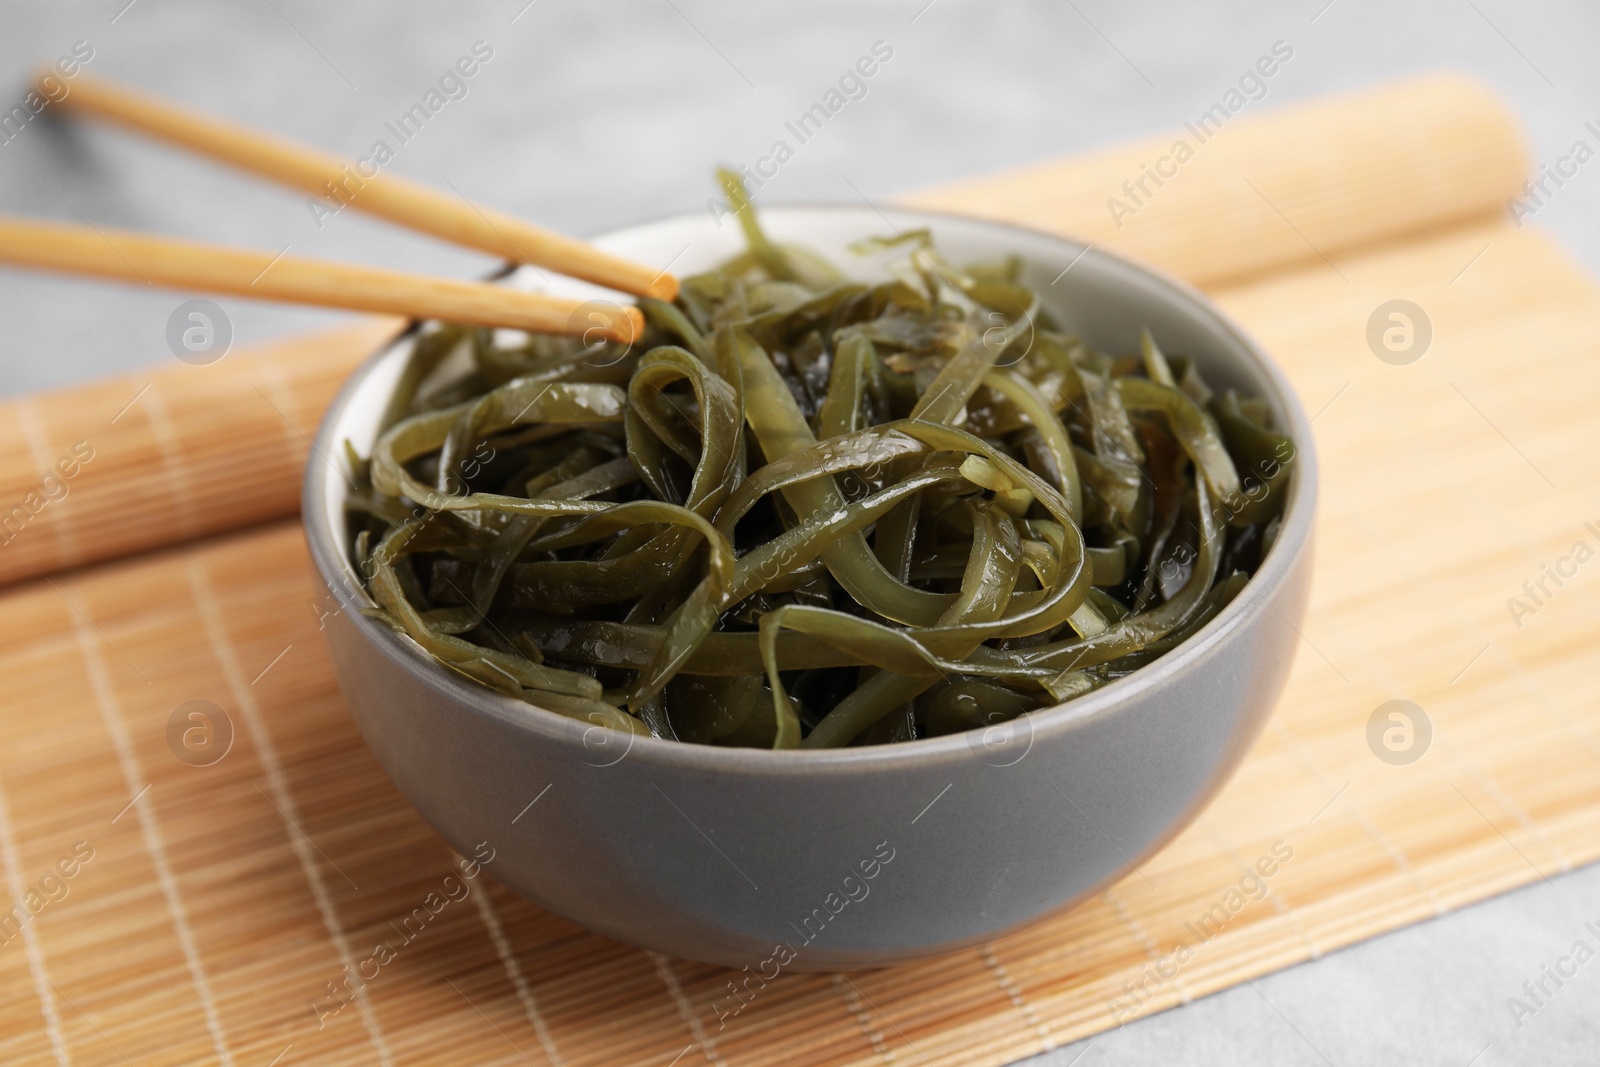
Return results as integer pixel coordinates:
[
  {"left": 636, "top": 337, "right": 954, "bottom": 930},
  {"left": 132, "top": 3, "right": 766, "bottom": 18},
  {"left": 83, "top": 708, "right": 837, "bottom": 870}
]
[{"left": 347, "top": 175, "right": 1295, "bottom": 749}]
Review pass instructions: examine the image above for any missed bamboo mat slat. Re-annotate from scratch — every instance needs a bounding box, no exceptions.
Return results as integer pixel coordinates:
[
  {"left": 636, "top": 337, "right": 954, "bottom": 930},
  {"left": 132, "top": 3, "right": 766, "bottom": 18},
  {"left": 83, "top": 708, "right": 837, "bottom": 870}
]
[
  {"left": 904, "top": 74, "right": 1528, "bottom": 291},
  {"left": 2, "top": 76, "right": 1598, "bottom": 1067},
  {"left": 0, "top": 318, "right": 403, "bottom": 587}
]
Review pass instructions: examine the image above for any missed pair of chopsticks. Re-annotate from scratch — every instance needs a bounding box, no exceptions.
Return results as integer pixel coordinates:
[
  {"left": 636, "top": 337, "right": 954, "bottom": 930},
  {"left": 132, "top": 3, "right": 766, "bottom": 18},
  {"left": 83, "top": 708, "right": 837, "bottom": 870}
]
[{"left": 0, "top": 72, "right": 675, "bottom": 342}]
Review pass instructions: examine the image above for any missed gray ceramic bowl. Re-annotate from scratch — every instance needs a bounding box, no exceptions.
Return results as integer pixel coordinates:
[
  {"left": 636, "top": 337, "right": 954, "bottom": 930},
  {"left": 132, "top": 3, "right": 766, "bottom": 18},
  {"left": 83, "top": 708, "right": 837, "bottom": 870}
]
[{"left": 304, "top": 206, "right": 1316, "bottom": 971}]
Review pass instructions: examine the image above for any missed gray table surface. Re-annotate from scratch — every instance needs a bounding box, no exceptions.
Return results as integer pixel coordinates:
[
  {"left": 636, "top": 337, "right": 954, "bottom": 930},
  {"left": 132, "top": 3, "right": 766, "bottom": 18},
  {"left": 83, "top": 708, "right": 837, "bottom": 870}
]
[{"left": 3, "top": 2, "right": 1597, "bottom": 1064}]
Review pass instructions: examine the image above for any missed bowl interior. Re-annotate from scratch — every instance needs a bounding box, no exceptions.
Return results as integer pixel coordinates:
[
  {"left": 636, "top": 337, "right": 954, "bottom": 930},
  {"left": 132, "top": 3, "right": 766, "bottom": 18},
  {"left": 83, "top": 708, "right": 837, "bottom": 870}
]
[{"left": 312, "top": 205, "right": 1314, "bottom": 762}]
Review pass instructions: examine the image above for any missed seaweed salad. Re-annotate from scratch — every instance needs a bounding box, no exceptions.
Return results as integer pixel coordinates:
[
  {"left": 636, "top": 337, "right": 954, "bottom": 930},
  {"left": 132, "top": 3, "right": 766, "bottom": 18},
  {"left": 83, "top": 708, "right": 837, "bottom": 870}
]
[{"left": 347, "top": 173, "right": 1296, "bottom": 749}]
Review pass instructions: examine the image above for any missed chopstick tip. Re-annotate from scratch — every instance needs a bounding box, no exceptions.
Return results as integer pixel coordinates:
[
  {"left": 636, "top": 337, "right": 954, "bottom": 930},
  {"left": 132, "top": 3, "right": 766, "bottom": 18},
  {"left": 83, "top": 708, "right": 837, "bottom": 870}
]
[
  {"left": 644, "top": 273, "right": 680, "bottom": 302},
  {"left": 611, "top": 305, "right": 647, "bottom": 344}
]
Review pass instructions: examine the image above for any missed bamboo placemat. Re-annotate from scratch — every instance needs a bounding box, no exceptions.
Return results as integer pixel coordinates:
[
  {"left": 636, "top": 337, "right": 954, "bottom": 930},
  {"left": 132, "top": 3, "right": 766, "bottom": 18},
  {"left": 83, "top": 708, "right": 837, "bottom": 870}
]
[{"left": 4, "top": 75, "right": 1597, "bottom": 1066}]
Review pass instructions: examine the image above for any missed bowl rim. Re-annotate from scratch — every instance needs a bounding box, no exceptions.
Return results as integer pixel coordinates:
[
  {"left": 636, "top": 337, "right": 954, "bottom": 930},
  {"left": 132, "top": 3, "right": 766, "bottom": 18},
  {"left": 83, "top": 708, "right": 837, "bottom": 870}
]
[{"left": 303, "top": 203, "right": 1318, "bottom": 778}]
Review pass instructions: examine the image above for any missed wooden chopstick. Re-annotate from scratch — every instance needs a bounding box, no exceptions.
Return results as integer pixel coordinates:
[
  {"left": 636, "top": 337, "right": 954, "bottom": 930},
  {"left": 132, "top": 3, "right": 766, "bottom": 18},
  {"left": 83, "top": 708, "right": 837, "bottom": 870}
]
[
  {"left": 45, "top": 71, "right": 678, "bottom": 302},
  {"left": 0, "top": 216, "right": 644, "bottom": 343}
]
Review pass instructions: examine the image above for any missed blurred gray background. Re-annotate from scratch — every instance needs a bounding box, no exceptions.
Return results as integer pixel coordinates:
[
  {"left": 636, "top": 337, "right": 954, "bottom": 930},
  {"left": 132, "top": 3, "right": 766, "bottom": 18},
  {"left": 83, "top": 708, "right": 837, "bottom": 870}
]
[{"left": 3, "top": 1, "right": 1598, "bottom": 1064}]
